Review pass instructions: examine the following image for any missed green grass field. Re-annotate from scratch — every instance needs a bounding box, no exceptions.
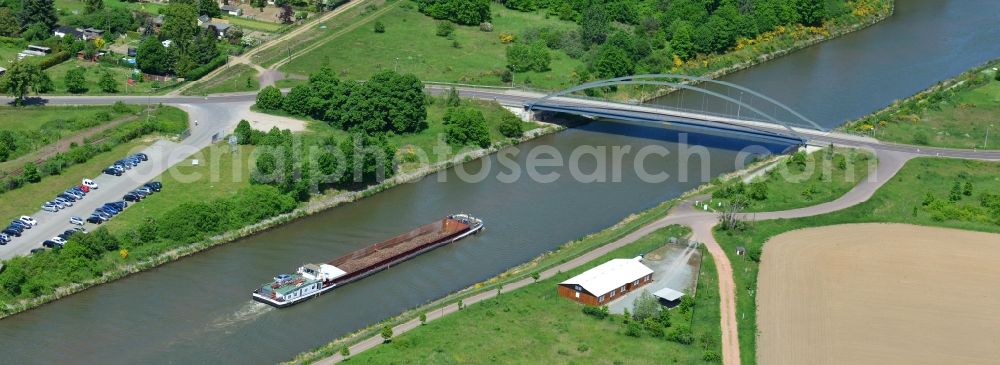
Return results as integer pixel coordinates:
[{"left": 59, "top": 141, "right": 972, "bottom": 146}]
[
  {"left": 347, "top": 225, "right": 724, "bottom": 365},
  {"left": 104, "top": 144, "right": 254, "bottom": 233},
  {"left": 44, "top": 59, "right": 175, "bottom": 95},
  {"left": 254, "top": 0, "right": 388, "bottom": 68},
  {"left": 181, "top": 64, "right": 260, "bottom": 96},
  {"left": 224, "top": 15, "right": 287, "bottom": 33},
  {"left": 278, "top": 1, "right": 583, "bottom": 89},
  {"left": 875, "top": 75, "right": 1000, "bottom": 149},
  {"left": 0, "top": 105, "right": 130, "bottom": 133},
  {"left": 54, "top": 0, "right": 164, "bottom": 17},
  {"left": 709, "top": 147, "right": 874, "bottom": 212},
  {"left": 713, "top": 157, "right": 1000, "bottom": 365}
]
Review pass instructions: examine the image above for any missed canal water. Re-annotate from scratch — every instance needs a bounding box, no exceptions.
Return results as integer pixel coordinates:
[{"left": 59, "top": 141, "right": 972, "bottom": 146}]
[{"left": 2, "top": 1, "right": 999, "bottom": 364}]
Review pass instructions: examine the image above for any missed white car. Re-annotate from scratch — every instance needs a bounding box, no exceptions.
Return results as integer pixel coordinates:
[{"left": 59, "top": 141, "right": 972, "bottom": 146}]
[
  {"left": 82, "top": 179, "right": 98, "bottom": 189},
  {"left": 41, "top": 204, "right": 59, "bottom": 213},
  {"left": 55, "top": 197, "right": 74, "bottom": 207},
  {"left": 51, "top": 236, "right": 66, "bottom": 245},
  {"left": 19, "top": 216, "right": 38, "bottom": 227},
  {"left": 69, "top": 216, "right": 85, "bottom": 226}
]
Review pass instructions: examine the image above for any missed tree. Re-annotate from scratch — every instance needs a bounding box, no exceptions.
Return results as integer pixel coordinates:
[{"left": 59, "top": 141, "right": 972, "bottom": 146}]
[
  {"left": 136, "top": 36, "right": 172, "bottom": 75},
  {"left": 373, "top": 20, "right": 384, "bottom": 33},
  {"left": 279, "top": 4, "right": 293, "bottom": 24},
  {"left": 443, "top": 107, "right": 491, "bottom": 148},
  {"left": 23, "top": 162, "right": 41, "bottom": 183},
  {"left": 0, "top": 8, "right": 20, "bottom": 36},
  {"left": 339, "top": 347, "right": 349, "bottom": 358},
  {"left": 161, "top": 3, "right": 199, "bottom": 50},
  {"left": 419, "top": 313, "right": 427, "bottom": 325},
  {"left": 497, "top": 113, "right": 523, "bottom": 138},
  {"left": 579, "top": 4, "right": 609, "bottom": 46},
  {"left": 530, "top": 271, "right": 540, "bottom": 282},
  {"left": 0, "top": 264, "right": 27, "bottom": 296},
  {"left": 198, "top": 0, "right": 220, "bottom": 17},
  {"left": 84, "top": 0, "right": 104, "bottom": 14},
  {"left": 0, "top": 130, "right": 15, "bottom": 161},
  {"left": 435, "top": 21, "right": 453, "bottom": 37},
  {"left": 594, "top": 45, "right": 634, "bottom": 79},
  {"left": 98, "top": 68, "right": 118, "bottom": 93},
  {"left": 748, "top": 180, "right": 768, "bottom": 201},
  {"left": 340, "top": 71, "right": 427, "bottom": 134},
  {"left": 256, "top": 86, "right": 284, "bottom": 111},
  {"left": 65, "top": 67, "right": 88, "bottom": 94},
  {"left": 963, "top": 181, "right": 973, "bottom": 196},
  {"left": 415, "top": 0, "right": 490, "bottom": 26},
  {"left": 632, "top": 290, "right": 660, "bottom": 321},
  {"left": 506, "top": 42, "right": 550, "bottom": 73},
  {"left": 380, "top": 325, "right": 393, "bottom": 343},
  {"left": 19, "top": 0, "right": 58, "bottom": 30},
  {"left": 797, "top": 0, "right": 826, "bottom": 27},
  {"left": 671, "top": 20, "right": 697, "bottom": 60},
  {"left": 191, "top": 27, "right": 221, "bottom": 64},
  {"left": 949, "top": 181, "right": 962, "bottom": 202},
  {"left": 0, "top": 61, "right": 45, "bottom": 105},
  {"left": 445, "top": 86, "right": 461, "bottom": 107}
]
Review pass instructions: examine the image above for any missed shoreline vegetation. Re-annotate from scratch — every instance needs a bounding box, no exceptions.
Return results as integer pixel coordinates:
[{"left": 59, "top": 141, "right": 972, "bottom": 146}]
[{"left": 839, "top": 58, "right": 1000, "bottom": 149}]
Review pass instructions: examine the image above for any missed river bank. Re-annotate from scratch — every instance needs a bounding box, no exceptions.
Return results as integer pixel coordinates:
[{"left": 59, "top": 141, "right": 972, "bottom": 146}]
[
  {"left": 0, "top": 121, "right": 565, "bottom": 319},
  {"left": 283, "top": 155, "right": 779, "bottom": 364}
]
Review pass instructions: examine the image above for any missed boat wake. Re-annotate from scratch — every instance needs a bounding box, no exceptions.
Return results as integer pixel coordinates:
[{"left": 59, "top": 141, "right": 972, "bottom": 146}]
[{"left": 209, "top": 302, "right": 273, "bottom": 332}]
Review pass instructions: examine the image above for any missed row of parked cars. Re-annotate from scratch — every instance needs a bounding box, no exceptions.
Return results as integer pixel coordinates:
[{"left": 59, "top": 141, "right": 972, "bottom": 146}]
[
  {"left": 103, "top": 153, "right": 148, "bottom": 176},
  {"left": 40, "top": 179, "right": 99, "bottom": 213},
  {"left": 1, "top": 216, "right": 38, "bottom": 245},
  {"left": 84, "top": 181, "right": 162, "bottom": 226}
]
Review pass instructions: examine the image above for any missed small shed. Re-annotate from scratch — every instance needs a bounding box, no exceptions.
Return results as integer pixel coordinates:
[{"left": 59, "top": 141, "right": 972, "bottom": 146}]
[
  {"left": 652, "top": 287, "right": 685, "bottom": 308},
  {"left": 735, "top": 246, "right": 746, "bottom": 256}
]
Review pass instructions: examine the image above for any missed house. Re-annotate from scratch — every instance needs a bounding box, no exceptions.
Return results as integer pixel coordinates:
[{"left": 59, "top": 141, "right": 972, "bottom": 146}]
[
  {"left": 81, "top": 28, "right": 104, "bottom": 40},
  {"left": 200, "top": 20, "right": 232, "bottom": 39},
  {"left": 54, "top": 26, "right": 84, "bottom": 39},
  {"left": 557, "top": 258, "right": 654, "bottom": 306},
  {"left": 221, "top": 5, "right": 243, "bottom": 16},
  {"left": 198, "top": 15, "right": 211, "bottom": 26}
]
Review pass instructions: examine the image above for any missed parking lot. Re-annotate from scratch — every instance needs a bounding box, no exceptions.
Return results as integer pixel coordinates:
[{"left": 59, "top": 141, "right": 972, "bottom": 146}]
[
  {"left": 607, "top": 240, "right": 703, "bottom": 314},
  {"left": 0, "top": 140, "right": 181, "bottom": 260}
]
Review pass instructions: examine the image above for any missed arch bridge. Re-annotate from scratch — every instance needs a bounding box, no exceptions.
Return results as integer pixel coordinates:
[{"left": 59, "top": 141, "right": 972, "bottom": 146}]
[{"left": 524, "top": 74, "right": 829, "bottom": 146}]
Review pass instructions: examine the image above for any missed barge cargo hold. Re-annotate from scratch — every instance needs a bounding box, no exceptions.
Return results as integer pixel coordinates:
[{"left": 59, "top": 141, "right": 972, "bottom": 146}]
[{"left": 252, "top": 214, "right": 484, "bottom": 308}]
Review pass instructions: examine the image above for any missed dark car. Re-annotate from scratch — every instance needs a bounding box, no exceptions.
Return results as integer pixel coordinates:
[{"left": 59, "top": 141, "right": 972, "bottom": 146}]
[
  {"left": 132, "top": 189, "right": 149, "bottom": 198},
  {"left": 57, "top": 193, "right": 78, "bottom": 202},
  {"left": 144, "top": 181, "right": 162, "bottom": 192},
  {"left": 2, "top": 228, "right": 22, "bottom": 237},
  {"left": 7, "top": 223, "right": 26, "bottom": 232},
  {"left": 62, "top": 229, "right": 78, "bottom": 238},
  {"left": 10, "top": 220, "right": 31, "bottom": 230},
  {"left": 108, "top": 201, "right": 128, "bottom": 210},
  {"left": 104, "top": 167, "right": 123, "bottom": 176},
  {"left": 135, "top": 152, "right": 149, "bottom": 161},
  {"left": 86, "top": 215, "right": 105, "bottom": 224},
  {"left": 69, "top": 186, "right": 86, "bottom": 195},
  {"left": 123, "top": 193, "right": 141, "bottom": 202},
  {"left": 98, "top": 207, "right": 118, "bottom": 216},
  {"left": 30, "top": 248, "right": 46, "bottom": 254},
  {"left": 42, "top": 240, "right": 61, "bottom": 248},
  {"left": 93, "top": 210, "right": 112, "bottom": 220}
]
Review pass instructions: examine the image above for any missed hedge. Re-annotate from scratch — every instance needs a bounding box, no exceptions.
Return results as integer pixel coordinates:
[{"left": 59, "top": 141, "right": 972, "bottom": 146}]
[
  {"left": 38, "top": 51, "right": 72, "bottom": 70},
  {"left": 184, "top": 54, "right": 227, "bottom": 81}
]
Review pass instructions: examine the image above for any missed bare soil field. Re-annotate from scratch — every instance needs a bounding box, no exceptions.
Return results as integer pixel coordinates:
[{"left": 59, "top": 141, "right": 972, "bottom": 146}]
[{"left": 758, "top": 223, "right": 1000, "bottom": 365}]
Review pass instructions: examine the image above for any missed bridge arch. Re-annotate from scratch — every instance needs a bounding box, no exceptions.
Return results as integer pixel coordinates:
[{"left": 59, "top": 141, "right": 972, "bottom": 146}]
[{"left": 525, "top": 74, "right": 824, "bottom": 142}]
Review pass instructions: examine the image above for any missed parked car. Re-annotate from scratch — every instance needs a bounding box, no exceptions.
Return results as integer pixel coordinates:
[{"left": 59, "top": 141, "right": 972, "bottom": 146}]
[
  {"left": 104, "top": 167, "right": 122, "bottom": 176},
  {"left": 83, "top": 179, "right": 98, "bottom": 189},
  {"left": 144, "top": 181, "right": 162, "bottom": 192},
  {"left": 57, "top": 193, "right": 78, "bottom": 202},
  {"left": 51, "top": 200, "right": 67, "bottom": 209},
  {"left": 70, "top": 185, "right": 86, "bottom": 195},
  {"left": 108, "top": 201, "right": 127, "bottom": 210},
  {"left": 137, "top": 186, "right": 153, "bottom": 195},
  {"left": 71, "top": 226, "right": 87, "bottom": 233},
  {"left": 5, "top": 223, "right": 24, "bottom": 233},
  {"left": 10, "top": 219, "right": 31, "bottom": 229},
  {"left": 69, "top": 216, "right": 85, "bottom": 226},
  {"left": 64, "top": 190, "right": 84, "bottom": 199},
  {"left": 93, "top": 210, "right": 111, "bottom": 220},
  {"left": 42, "top": 203, "right": 59, "bottom": 212},
  {"left": 123, "top": 193, "right": 141, "bottom": 202},
  {"left": 86, "top": 215, "right": 105, "bottom": 224},
  {"left": 132, "top": 189, "right": 149, "bottom": 198},
  {"left": 98, "top": 207, "right": 118, "bottom": 216},
  {"left": 135, "top": 152, "right": 148, "bottom": 161},
  {"left": 0, "top": 234, "right": 10, "bottom": 244},
  {"left": 3, "top": 228, "right": 21, "bottom": 237},
  {"left": 30, "top": 248, "right": 46, "bottom": 254},
  {"left": 114, "top": 161, "right": 131, "bottom": 170},
  {"left": 51, "top": 236, "right": 66, "bottom": 245},
  {"left": 54, "top": 197, "right": 73, "bottom": 207},
  {"left": 42, "top": 240, "right": 60, "bottom": 248},
  {"left": 79, "top": 184, "right": 90, "bottom": 193},
  {"left": 19, "top": 216, "right": 37, "bottom": 227}
]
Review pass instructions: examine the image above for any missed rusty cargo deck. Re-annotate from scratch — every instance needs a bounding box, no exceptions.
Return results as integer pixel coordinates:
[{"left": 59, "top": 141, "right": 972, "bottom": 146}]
[{"left": 327, "top": 218, "right": 470, "bottom": 278}]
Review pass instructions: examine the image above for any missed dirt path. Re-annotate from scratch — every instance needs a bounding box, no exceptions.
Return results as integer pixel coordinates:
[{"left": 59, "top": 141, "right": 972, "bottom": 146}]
[
  {"left": 169, "top": 0, "right": 370, "bottom": 96},
  {"left": 0, "top": 113, "right": 140, "bottom": 176}
]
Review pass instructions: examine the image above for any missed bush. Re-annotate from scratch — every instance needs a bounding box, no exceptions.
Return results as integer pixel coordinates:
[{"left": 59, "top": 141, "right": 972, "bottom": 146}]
[
  {"left": 373, "top": 21, "right": 385, "bottom": 33},
  {"left": 184, "top": 54, "right": 227, "bottom": 80},
  {"left": 39, "top": 51, "right": 72, "bottom": 70},
  {"left": 581, "top": 305, "right": 609, "bottom": 319},
  {"left": 443, "top": 107, "right": 491, "bottom": 148},
  {"left": 497, "top": 113, "right": 524, "bottom": 138},
  {"left": 506, "top": 42, "right": 551, "bottom": 73},
  {"left": 256, "top": 86, "right": 284, "bottom": 111},
  {"left": 436, "top": 21, "right": 454, "bottom": 37},
  {"left": 666, "top": 326, "right": 693, "bottom": 344},
  {"left": 624, "top": 321, "right": 643, "bottom": 337}
]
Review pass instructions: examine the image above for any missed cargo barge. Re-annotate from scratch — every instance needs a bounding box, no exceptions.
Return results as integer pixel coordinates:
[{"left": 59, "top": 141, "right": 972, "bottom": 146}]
[{"left": 252, "top": 214, "right": 483, "bottom": 308}]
